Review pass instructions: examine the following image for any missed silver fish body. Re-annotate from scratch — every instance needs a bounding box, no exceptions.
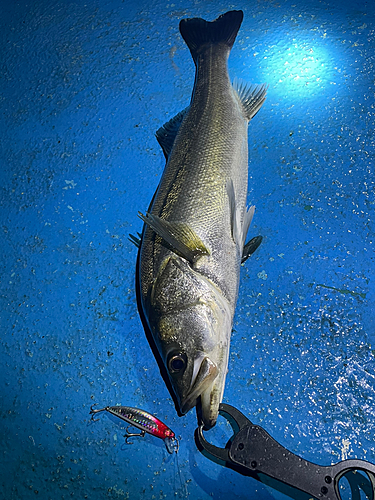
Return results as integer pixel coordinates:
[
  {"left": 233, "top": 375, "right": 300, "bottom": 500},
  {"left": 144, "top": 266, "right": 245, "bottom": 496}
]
[{"left": 137, "top": 10, "right": 266, "bottom": 429}]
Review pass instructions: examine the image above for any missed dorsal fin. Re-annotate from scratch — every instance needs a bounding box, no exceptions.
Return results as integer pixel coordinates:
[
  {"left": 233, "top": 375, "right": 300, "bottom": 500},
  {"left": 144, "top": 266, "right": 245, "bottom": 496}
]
[{"left": 155, "top": 107, "right": 189, "bottom": 160}]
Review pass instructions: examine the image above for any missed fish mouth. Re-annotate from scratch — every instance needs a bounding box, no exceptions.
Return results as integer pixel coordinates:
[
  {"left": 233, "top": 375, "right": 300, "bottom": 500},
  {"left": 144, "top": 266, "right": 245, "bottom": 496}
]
[{"left": 180, "top": 356, "right": 218, "bottom": 415}]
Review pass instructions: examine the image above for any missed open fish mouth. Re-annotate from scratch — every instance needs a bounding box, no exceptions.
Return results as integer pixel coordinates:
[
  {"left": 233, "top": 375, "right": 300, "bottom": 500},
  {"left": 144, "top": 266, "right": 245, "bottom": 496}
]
[{"left": 180, "top": 356, "right": 218, "bottom": 415}]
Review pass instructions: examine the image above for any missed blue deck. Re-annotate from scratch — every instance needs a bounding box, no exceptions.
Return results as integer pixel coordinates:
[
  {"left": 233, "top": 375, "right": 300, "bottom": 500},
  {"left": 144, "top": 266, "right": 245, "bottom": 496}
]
[{"left": 1, "top": 0, "right": 374, "bottom": 498}]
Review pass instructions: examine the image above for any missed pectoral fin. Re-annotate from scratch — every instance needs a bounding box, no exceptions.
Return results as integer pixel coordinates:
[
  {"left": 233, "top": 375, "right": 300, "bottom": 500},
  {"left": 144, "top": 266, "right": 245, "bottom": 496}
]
[{"left": 138, "top": 211, "right": 209, "bottom": 263}]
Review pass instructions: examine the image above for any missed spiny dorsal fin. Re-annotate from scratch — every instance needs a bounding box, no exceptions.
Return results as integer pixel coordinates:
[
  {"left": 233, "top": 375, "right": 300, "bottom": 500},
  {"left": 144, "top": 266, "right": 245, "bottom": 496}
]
[{"left": 128, "top": 232, "right": 142, "bottom": 248}]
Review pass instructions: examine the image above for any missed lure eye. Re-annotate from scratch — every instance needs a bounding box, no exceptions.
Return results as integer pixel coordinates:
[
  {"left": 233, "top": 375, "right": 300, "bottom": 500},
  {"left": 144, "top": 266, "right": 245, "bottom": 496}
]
[{"left": 168, "top": 352, "right": 187, "bottom": 373}]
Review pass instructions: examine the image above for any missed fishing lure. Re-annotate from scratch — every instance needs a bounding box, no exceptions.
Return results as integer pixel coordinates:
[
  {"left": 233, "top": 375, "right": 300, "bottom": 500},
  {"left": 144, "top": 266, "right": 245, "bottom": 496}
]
[{"left": 90, "top": 404, "right": 179, "bottom": 454}]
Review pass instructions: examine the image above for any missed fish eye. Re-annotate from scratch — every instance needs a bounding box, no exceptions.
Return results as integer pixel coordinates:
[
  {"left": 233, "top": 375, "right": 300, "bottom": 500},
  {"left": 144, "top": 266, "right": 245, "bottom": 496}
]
[{"left": 167, "top": 352, "right": 187, "bottom": 373}]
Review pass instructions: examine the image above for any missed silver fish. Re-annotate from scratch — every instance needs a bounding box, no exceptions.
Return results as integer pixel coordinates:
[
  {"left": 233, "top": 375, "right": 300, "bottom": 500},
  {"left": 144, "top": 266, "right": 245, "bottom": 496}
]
[{"left": 136, "top": 10, "right": 267, "bottom": 429}]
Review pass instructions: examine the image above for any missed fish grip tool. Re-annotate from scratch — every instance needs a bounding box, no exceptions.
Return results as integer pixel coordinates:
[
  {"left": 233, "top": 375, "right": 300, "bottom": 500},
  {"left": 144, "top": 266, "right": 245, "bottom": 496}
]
[{"left": 195, "top": 403, "right": 375, "bottom": 500}]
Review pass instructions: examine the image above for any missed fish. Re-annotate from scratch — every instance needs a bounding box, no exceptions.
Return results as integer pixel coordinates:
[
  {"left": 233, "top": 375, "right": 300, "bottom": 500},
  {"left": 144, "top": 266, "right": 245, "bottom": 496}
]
[{"left": 135, "top": 10, "right": 267, "bottom": 429}]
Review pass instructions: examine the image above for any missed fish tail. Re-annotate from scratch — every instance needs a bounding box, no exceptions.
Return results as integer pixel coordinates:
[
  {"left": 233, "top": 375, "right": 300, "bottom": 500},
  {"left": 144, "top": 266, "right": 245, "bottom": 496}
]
[{"left": 179, "top": 10, "right": 243, "bottom": 62}]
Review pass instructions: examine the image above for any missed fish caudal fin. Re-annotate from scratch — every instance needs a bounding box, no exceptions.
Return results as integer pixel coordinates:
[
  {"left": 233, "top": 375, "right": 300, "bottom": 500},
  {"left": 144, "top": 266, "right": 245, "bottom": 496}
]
[{"left": 179, "top": 10, "right": 243, "bottom": 63}]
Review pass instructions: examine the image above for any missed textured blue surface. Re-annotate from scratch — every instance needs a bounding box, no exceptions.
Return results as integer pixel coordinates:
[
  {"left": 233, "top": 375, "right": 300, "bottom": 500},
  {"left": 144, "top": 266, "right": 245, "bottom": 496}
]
[{"left": 1, "top": 0, "right": 374, "bottom": 498}]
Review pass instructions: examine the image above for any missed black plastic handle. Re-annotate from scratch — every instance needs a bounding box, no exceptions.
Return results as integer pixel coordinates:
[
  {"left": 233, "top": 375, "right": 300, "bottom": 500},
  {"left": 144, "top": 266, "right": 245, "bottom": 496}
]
[{"left": 195, "top": 404, "right": 375, "bottom": 500}]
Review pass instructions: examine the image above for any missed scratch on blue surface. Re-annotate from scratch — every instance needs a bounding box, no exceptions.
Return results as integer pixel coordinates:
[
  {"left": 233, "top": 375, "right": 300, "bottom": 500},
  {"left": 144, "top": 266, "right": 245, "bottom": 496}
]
[{"left": 314, "top": 283, "right": 367, "bottom": 299}]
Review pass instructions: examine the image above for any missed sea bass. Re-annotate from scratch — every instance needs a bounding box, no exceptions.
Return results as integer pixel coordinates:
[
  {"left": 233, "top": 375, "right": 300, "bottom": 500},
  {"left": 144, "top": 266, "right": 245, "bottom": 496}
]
[{"left": 136, "top": 10, "right": 266, "bottom": 429}]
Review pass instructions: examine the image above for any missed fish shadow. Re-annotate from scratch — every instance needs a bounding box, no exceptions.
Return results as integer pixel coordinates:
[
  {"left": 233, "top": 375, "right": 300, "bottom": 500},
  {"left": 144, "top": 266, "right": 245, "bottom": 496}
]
[{"left": 135, "top": 242, "right": 183, "bottom": 417}]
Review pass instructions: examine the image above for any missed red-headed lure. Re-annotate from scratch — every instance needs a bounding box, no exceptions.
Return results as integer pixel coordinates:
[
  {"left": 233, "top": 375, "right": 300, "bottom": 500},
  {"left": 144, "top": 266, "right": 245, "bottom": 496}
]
[{"left": 90, "top": 404, "right": 179, "bottom": 454}]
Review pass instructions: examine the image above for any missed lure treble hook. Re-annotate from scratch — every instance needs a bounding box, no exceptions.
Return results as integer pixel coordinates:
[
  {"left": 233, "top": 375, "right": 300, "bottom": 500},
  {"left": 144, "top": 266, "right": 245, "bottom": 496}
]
[
  {"left": 124, "top": 426, "right": 146, "bottom": 444},
  {"left": 89, "top": 404, "right": 109, "bottom": 422}
]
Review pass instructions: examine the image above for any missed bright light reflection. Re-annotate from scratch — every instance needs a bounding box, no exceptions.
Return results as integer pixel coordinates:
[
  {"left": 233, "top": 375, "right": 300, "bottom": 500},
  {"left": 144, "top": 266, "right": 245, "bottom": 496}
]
[{"left": 261, "top": 40, "right": 333, "bottom": 96}]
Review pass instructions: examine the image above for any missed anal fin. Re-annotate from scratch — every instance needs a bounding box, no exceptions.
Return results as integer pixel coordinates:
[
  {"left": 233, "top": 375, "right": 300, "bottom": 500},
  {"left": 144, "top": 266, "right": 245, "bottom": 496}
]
[{"left": 233, "top": 79, "right": 268, "bottom": 121}]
